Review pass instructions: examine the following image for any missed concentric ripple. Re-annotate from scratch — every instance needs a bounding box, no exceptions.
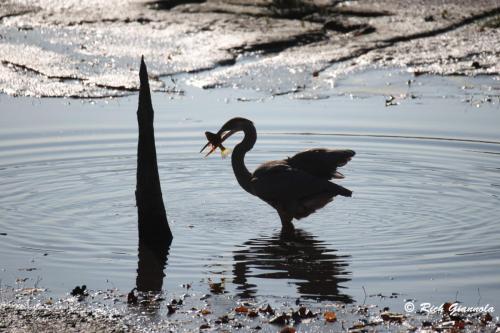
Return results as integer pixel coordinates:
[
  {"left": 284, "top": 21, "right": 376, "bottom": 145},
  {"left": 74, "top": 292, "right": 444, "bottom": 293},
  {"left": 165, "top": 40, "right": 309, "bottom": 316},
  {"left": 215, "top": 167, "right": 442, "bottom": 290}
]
[{"left": 0, "top": 126, "right": 499, "bottom": 306}]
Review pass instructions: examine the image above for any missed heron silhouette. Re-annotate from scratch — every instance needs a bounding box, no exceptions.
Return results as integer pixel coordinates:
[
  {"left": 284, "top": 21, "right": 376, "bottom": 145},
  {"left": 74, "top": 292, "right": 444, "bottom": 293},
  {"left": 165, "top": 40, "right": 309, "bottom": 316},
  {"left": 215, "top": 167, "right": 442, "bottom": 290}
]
[{"left": 201, "top": 118, "right": 355, "bottom": 230}]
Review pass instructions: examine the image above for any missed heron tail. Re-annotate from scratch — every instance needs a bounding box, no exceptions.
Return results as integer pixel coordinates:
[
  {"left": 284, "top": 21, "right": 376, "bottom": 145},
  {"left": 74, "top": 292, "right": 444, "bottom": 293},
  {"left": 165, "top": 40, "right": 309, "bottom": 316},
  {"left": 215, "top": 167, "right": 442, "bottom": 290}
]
[{"left": 328, "top": 182, "right": 352, "bottom": 197}]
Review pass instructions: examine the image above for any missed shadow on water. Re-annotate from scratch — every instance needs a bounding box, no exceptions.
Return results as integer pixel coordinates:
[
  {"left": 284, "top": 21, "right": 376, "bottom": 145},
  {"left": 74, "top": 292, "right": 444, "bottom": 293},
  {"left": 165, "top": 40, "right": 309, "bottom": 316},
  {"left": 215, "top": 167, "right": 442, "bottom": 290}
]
[{"left": 233, "top": 228, "right": 352, "bottom": 302}]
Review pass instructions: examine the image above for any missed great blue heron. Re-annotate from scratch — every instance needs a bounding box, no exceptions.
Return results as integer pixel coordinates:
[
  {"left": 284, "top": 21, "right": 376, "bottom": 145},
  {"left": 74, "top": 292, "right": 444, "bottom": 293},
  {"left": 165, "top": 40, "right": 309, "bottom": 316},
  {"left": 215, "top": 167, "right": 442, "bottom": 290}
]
[{"left": 201, "top": 117, "right": 355, "bottom": 230}]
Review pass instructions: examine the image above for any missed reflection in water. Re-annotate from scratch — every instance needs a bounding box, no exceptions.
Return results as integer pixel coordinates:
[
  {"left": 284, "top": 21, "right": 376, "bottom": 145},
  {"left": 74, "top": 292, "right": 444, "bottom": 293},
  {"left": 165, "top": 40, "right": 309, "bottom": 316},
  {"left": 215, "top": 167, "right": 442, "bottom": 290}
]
[
  {"left": 136, "top": 239, "right": 170, "bottom": 292},
  {"left": 233, "top": 228, "right": 352, "bottom": 302}
]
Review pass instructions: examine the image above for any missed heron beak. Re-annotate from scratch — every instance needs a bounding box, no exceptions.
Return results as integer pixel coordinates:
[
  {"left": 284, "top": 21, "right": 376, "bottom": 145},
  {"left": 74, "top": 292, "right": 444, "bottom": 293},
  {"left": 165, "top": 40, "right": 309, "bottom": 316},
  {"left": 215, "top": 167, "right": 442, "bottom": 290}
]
[{"left": 200, "top": 129, "right": 236, "bottom": 158}]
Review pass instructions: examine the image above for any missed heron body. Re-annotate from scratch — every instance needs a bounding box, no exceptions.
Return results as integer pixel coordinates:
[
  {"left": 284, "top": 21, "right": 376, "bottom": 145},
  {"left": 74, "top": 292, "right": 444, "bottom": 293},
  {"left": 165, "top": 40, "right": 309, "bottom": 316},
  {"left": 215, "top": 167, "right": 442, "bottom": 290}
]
[{"left": 203, "top": 118, "right": 355, "bottom": 230}]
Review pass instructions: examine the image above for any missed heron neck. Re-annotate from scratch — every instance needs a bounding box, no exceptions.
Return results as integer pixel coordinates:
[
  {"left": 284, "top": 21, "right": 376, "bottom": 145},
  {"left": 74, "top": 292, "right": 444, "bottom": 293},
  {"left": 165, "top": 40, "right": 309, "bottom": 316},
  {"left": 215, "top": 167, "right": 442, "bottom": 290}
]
[{"left": 231, "top": 123, "right": 256, "bottom": 195}]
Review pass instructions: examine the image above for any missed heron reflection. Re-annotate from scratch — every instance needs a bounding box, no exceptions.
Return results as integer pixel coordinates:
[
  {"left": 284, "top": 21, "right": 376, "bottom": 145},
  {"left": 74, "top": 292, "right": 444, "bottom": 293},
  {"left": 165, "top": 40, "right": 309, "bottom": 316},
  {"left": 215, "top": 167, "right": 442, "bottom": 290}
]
[{"left": 233, "top": 228, "right": 352, "bottom": 302}]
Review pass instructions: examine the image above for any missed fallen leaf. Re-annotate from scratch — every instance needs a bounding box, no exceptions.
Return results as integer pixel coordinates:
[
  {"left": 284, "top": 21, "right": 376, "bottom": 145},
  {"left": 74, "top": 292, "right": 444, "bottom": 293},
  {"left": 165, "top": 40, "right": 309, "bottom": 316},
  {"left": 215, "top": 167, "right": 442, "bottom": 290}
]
[
  {"left": 269, "top": 313, "right": 288, "bottom": 325},
  {"left": 443, "top": 302, "right": 452, "bottom": 314},
  {"left": 298, "top": 306, "right": 316, "bottom": 318},
  {"left": 209, "top": 281, "right": 225, "bottom": 294},
  {"left": 248, "top": 310, "right": 258, "bottom": 318},
  {"left": 280, "top": 327, "right": 296, "bottom": 333},
  {"left": 436, "top": 320, "right": 455, "bottom": 329},
  {"left": 170, "top": 298, "right": 183, "bottom": 305},
  {"left": 385, "top": 95, "right": 398, "bottom": 106},
  {"left": 70, "top": 285, "right": 87, "bottom": 297},
  {"left": 350, "top": 322, "right": 366, "bottom": 329},
  {"left": 235, "top": 306, "right": 249, "bottom": 313},
  {"left": 481, "top": 312, "right": 492, "bottom": 324},
  {"left": 18, "top": 288, "right": 44, "bottom": 295},
  {"left": 259, "top": 304, "right": 275, "bottom": 315},
  {"left": 127, "top": 289, "right": 138, "bottom": 304},
  {"left": 380, "top": 311, "right": 405, "bottom": 323},
  {"left": 454, "top": 320, "right": 466, "bottom": 329},
  {"left": 201, "top": 309, "right": 211, "bottom": 315},
  {"left": 324, "top": 311, "right": 337, "bottom": 322}
]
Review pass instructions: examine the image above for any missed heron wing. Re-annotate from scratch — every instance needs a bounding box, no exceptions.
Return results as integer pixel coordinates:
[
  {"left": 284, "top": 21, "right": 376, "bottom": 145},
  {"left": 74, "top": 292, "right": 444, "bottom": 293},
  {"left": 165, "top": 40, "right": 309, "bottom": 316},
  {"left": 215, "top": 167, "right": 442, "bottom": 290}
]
[
  {"left": 286, "top": 148, "right": 355, "bottom": 180},
  {"left": 251, "top": 160, "right": 351, "bottom": 219}
]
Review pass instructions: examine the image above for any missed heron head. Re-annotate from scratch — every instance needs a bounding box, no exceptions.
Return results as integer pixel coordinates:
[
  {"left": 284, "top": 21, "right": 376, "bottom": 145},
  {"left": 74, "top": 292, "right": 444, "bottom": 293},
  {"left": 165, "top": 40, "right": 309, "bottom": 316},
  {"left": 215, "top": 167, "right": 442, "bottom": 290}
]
[
  {"left": 200, "top": 117, "right": 252, "bottom": 158},
  {"left": 218, "top": 117, "right": 252, "bottom": 133}
]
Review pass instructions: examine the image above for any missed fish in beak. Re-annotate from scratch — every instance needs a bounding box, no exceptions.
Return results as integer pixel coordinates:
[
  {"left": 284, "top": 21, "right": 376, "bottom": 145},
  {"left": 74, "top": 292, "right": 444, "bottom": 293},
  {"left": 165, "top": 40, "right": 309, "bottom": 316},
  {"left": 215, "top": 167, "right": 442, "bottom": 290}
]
[{"left": 200, "top": 131, "right": 233, "bottom": 158}]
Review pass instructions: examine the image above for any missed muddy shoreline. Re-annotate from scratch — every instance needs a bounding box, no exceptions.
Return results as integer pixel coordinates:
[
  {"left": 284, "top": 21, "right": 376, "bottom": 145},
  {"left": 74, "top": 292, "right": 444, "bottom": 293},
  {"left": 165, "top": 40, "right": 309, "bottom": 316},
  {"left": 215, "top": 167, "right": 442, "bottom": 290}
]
[
  {"left": 0, "top": 0, "right": 499, "bottom": 98},
  {"left": 1, "top": 287, "right": 498, "bottom": 333}
]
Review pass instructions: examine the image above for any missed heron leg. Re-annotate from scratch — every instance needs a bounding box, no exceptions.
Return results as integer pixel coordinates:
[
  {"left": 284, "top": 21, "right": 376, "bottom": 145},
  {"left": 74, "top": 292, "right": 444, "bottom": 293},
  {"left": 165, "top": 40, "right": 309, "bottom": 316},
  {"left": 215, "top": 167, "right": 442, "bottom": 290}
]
[{"left": 278, "top": 210, "right": 294, "bottom": 233}]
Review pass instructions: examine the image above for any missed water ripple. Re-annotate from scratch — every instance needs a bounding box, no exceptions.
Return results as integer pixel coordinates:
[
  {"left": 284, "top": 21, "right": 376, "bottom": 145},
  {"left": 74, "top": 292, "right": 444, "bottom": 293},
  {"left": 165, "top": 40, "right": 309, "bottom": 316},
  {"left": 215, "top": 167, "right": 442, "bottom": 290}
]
[{"left": 0, "top": 128, "right": 499, "bottom": 304}]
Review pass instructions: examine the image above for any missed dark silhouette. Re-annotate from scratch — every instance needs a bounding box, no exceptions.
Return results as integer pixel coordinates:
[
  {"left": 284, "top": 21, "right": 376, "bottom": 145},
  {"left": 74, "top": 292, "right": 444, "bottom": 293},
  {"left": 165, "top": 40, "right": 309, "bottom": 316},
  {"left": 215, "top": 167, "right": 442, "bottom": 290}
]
[
  {"left": 135, "top": 57, "right": 172, "bottom": 292},
  {"left": 136, "top": 56, "right": 172, "bottom": 243},
  {"left": 201, "top": 117, "right": 355, "bottom": 230},
  {"left": 136, "top": 239, "right": 170, "bottom": 292},
  {"left": 233, "top": 228, "right": 352, "bottom": 302}
]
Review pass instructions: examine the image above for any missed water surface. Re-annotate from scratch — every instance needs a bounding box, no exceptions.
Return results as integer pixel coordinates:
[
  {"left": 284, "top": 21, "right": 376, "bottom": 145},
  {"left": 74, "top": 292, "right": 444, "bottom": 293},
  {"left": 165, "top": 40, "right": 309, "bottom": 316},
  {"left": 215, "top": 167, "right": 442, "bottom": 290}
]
[{"left": 0, "top": 70, "right": 499, "bottom": 312}]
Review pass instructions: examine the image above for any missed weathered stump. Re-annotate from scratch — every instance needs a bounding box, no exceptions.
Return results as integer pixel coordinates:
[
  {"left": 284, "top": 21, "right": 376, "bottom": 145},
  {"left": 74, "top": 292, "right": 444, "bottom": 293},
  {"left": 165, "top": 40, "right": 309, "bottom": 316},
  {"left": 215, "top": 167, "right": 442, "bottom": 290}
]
[{"left": 135, "top": 56, "right": 172, "bottom": 292}]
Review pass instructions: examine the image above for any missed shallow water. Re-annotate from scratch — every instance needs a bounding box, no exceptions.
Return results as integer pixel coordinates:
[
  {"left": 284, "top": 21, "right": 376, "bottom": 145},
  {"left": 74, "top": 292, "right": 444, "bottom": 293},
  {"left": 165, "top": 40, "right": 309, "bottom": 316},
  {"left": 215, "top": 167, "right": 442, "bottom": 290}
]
[{"left": 0, "top": 70, "right": 499, "bottom": 313}]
